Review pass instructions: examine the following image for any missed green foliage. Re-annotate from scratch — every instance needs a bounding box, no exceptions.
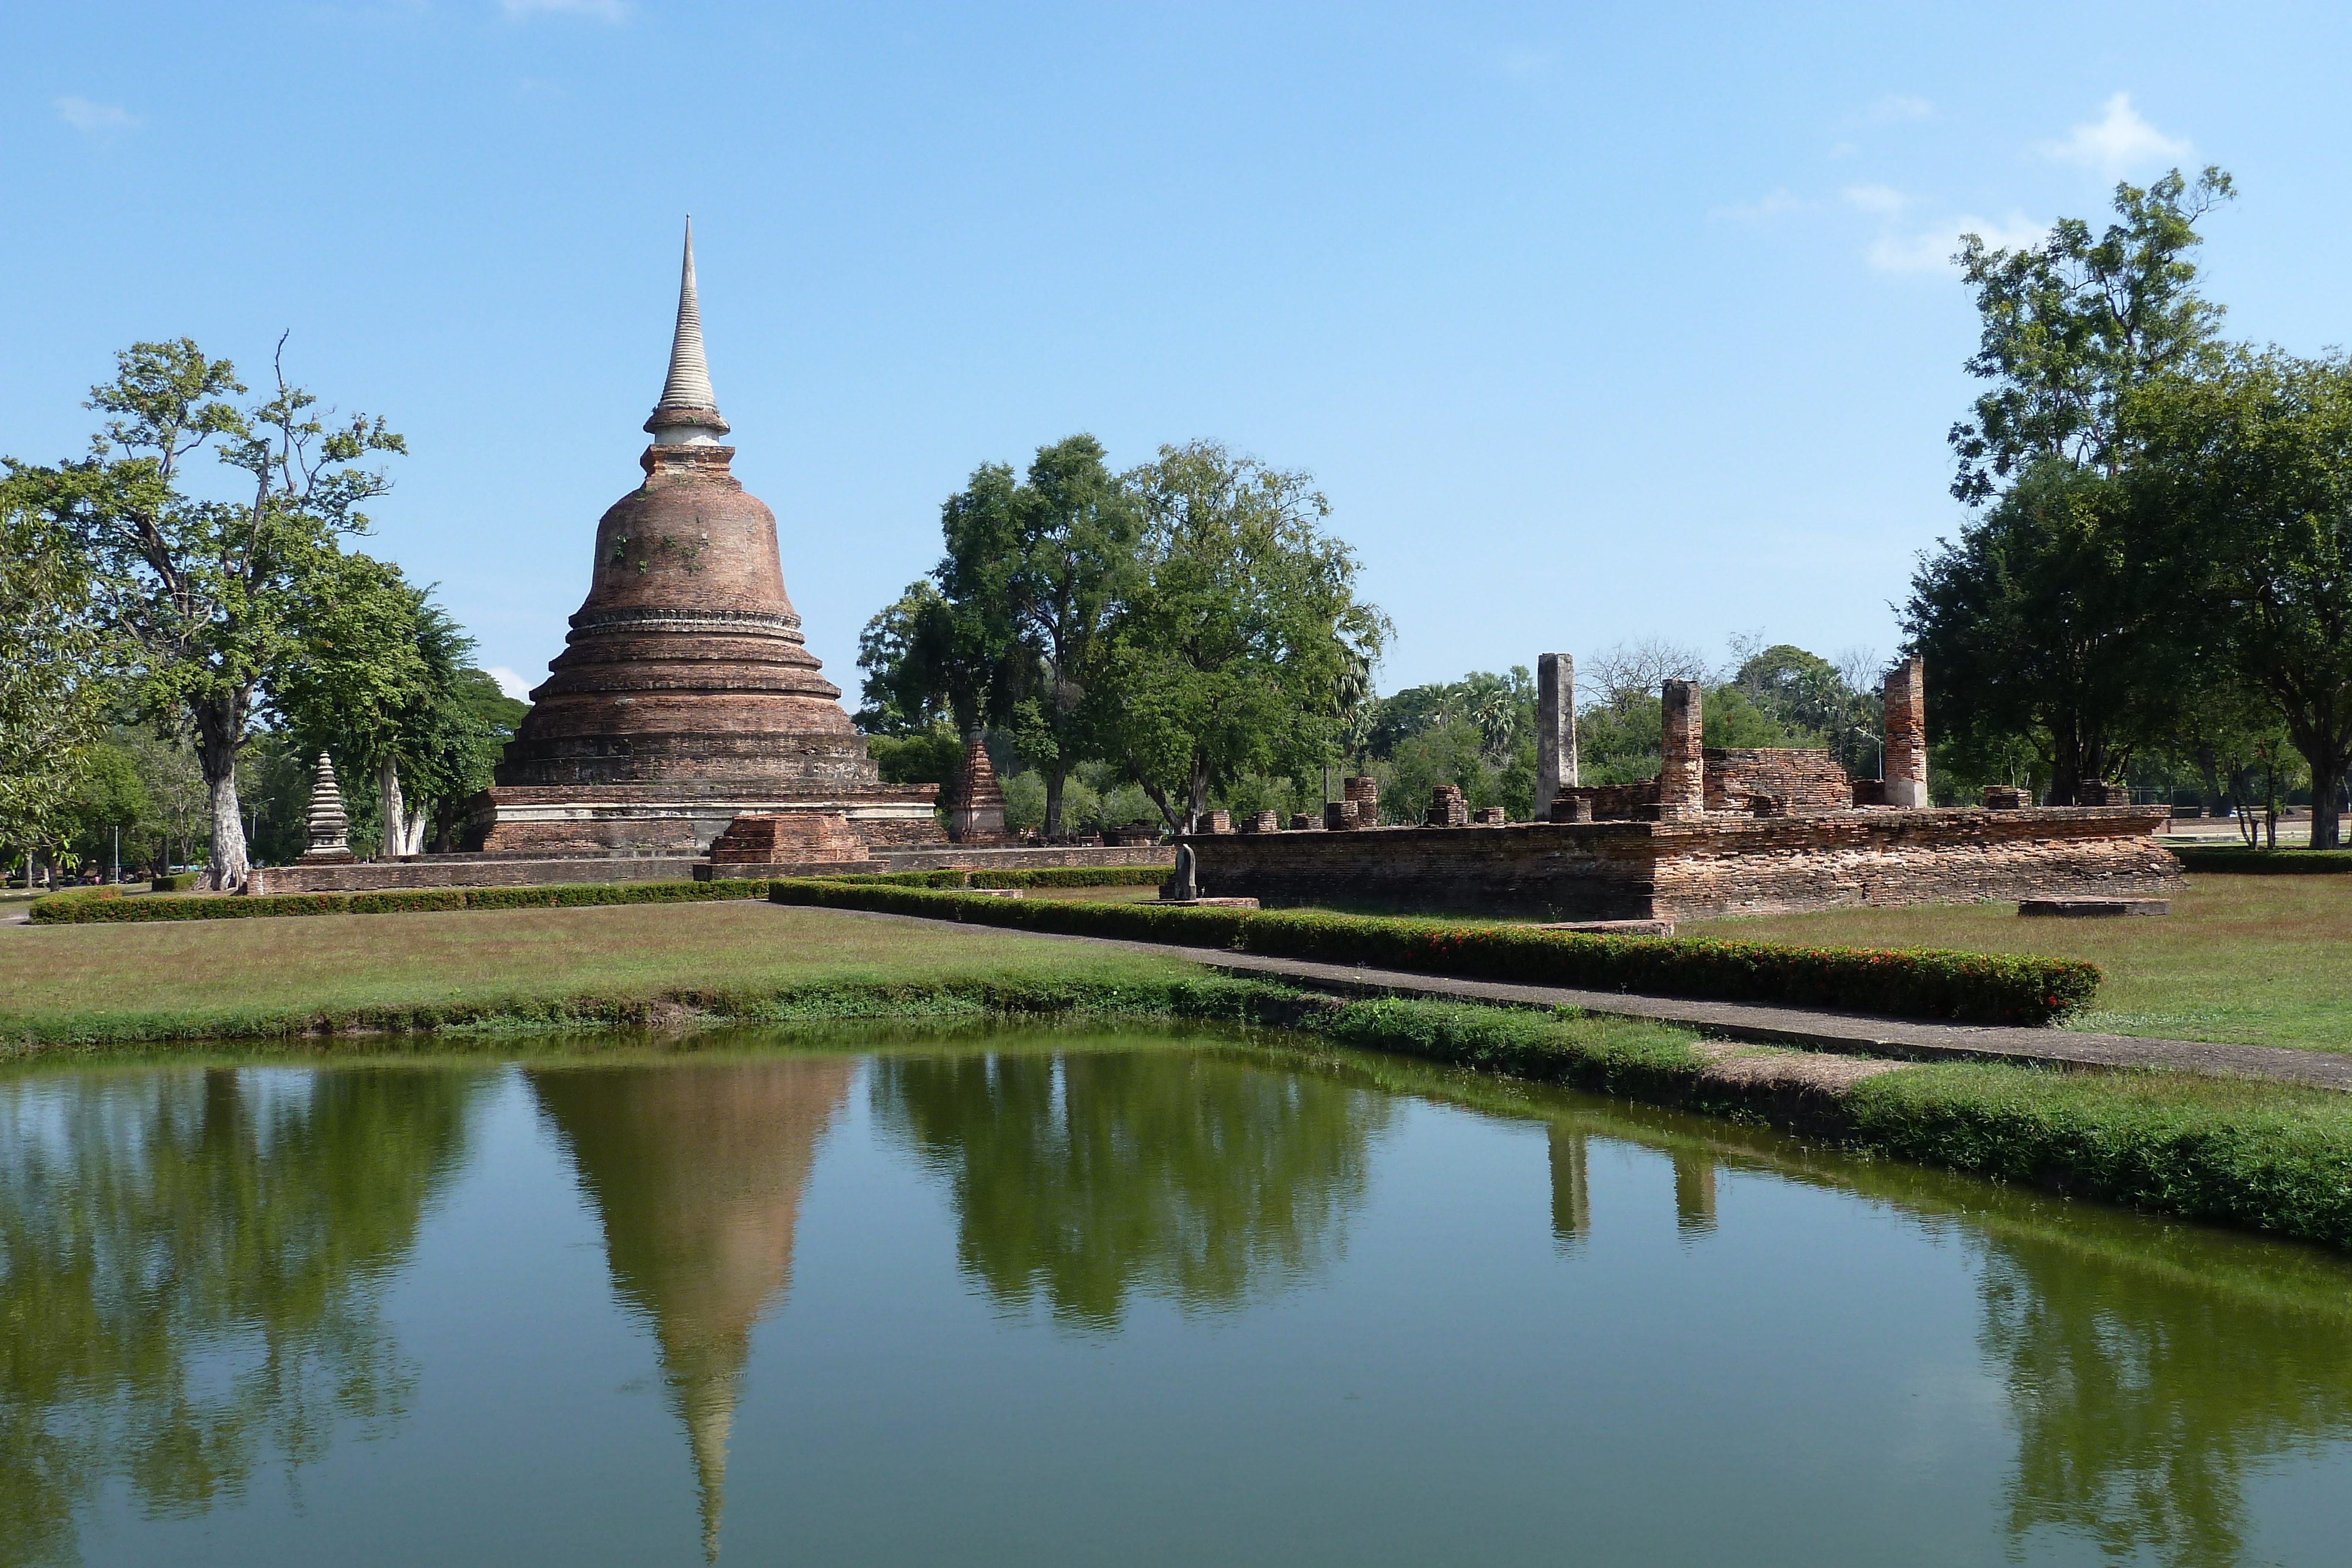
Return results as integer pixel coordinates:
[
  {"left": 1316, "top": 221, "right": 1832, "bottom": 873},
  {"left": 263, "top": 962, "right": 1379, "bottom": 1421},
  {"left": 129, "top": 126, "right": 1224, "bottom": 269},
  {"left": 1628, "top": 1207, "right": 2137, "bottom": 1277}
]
[
  {"left": 1907, "top": 462, "right": 2178, "bottom": 801},
  {"left": 1843, "top": 1063, "right": 2352, "bottom": 1249},
  {"left": 1090, "top": 442, "right": 1389, "bottom": 831},
  {"left": 1949, "top": 166, "right": 2234, "bottom": 503},
  {"left": 866, "top": 726, "right": 963, "bottom": 784},
  {"left": 6, "top": 339, "right": 406, "bottom": 888},
  {"left": 2132, "top": 350, "right": 2352, "bottom": 847},
  {"left": 766, "top": 880, "right": 2100, "bottom": 1025},
  {"left": 1910, "top": 169, "right": 2236, "bottom": 805},
  {"left": 0, "top": 486, "right": 108, "bottom": 852},
  {"left": 2171, "top": 846, "right": 2352, "bottom": 875}
]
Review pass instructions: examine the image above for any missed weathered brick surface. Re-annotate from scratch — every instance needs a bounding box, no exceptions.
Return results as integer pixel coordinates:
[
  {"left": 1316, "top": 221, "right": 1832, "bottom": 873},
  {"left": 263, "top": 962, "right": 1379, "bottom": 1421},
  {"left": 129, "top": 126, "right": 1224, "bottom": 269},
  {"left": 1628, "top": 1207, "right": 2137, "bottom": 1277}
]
[
  {"left": 468, "top": 441, "right": 941, "bottom": 853},
  {"left": 1659, "top": 680, "right": 1705, "bottom": 820},
  {"left": 249, "top": 855, "right": 704, "bottom": 895},
  {"left": 1182, "top": 807, "right": 2179, "bottom": 920},
  {"left": 869, "top": 845, "right": 1178, "bottom": 873},
  {"left": 1703, "top": 748, "right": 1853, "bottom": 812},
  {"left": 1426, "top": 784, "right": 1468, "bottom": 827},
  {"left": 1883, "top": 657, "right": 1928, "bottom": 808},
  {"left": 709, "top": 811, "right": 876, "bottom": 867},
  {"left": 1555, "top": 781, "right": 1659, "bottom": 820}
]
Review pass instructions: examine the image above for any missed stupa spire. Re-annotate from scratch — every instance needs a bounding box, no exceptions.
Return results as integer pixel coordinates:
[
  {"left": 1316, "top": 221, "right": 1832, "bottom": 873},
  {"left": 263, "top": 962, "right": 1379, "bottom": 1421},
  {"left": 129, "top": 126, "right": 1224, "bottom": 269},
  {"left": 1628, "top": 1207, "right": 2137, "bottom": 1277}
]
[{"left": 646, "top": 217, "right": 729, "bottom": 444}]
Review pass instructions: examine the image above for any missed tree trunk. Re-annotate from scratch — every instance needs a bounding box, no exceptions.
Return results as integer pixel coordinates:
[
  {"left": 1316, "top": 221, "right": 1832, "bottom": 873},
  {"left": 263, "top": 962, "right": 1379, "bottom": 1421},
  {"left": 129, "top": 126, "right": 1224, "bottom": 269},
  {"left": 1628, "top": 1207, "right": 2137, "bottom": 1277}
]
[
  {"left": 2299, "top": 750, "right": 2346, "bottom": 850},
  {"left": 1183, "top": 755, "right": 1210, "bottom": 836},
  {"left": 192, "top": 699, "right": 249, "bottom": 890},
  {"left": 1044, "top": 765, "right": 1066, "bottom": 840}
]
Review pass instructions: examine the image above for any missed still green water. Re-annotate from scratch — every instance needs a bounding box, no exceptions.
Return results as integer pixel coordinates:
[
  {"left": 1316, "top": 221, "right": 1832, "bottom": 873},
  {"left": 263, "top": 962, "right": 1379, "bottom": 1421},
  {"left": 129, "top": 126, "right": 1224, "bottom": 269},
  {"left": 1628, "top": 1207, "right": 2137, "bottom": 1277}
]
[{"left": 5, "top": 1028, "right": 2350, "bottom": 1568}]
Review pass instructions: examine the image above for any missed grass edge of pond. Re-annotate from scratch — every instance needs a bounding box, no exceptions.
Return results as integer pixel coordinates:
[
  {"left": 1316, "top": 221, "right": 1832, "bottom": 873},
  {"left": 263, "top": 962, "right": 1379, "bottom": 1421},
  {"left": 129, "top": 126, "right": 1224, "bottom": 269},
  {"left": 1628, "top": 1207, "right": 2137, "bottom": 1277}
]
[{"left": 9, "top": 969, "right": 2352, "bottom": 1252}]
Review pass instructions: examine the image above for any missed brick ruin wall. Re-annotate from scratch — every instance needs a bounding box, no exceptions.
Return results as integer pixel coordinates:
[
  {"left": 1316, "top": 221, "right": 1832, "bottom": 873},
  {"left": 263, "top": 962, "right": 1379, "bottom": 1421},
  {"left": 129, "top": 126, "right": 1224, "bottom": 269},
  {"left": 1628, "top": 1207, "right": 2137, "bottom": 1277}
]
[
  {"left": 1182, "top": 807, "right": 2179, "bottom": 921},
  {"left": 1702, "top": 748, "right": 1855, "bottom": 812}
]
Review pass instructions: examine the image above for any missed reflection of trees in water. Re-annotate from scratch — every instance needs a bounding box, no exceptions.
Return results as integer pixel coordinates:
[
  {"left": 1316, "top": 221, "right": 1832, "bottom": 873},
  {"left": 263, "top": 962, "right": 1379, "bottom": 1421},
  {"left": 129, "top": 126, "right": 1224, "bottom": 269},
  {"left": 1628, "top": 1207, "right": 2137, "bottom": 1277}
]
[
  {"left": 1978, "top": 1228, "right": 2352, "bottom": 1568},
  {"left": 527, "top": 1059, "right": 852, "bottom": 1565},
  {"left": 0, "top": 1065, "right": 476, "bottom": 1568},
  {"left": 873, "top": 1051, "right": 1392, "bottom": 1329}
]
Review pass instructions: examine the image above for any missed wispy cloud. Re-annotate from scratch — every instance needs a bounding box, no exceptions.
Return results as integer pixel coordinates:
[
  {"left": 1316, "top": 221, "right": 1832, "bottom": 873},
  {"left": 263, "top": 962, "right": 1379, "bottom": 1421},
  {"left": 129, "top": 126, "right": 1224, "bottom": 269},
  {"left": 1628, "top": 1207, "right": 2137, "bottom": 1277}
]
[
  {"left": 500, "top": 0, "right": 629, "bottom": 20},
  {"left": 2041, "top": 93, "right": 2189, "bottom": 175},
  {"left": 487, "top": 667, "right": 535, "bottom": 701},
  {"left": 1842, "top": 184, "right": 1909, "bottom": 216},
  {"left": 1869, "top": 93, "right": 1931, "bottom": 122},
  {"left": 1713, "top": 187, "right": 1805, "bottom": 222},
  {"left": 56, "top": 96, "right": 139, "bottom": 136},
  {"left": 1867, "top": 212, "right": 2043, "bottom": 273}
]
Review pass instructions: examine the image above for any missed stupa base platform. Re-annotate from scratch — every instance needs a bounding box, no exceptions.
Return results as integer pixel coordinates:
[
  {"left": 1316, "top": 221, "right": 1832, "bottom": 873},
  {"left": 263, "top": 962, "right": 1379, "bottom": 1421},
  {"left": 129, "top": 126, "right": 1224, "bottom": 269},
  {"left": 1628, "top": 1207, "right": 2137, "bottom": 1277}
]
[
  {"left": 459, "top": 783, "right": 946, "bottom": 856},
  {"left": 248, "top": 851, "right": 705, "bottom": 895},
  {"left": 1182, "top": 806, "right": 2180, "bottom": 922},
  {"left": 246, "top": 842, "right": 1178, "bottom": 896}
]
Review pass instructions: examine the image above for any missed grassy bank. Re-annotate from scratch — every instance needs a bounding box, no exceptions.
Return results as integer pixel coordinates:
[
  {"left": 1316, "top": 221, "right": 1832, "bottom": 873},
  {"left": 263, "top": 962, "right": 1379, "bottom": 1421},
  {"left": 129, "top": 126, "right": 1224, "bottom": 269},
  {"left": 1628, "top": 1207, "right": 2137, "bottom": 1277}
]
[
  {"left": 10, "top": 898, "right": 2350, "bottom": 1249},
  {"left": 0, "top": 901, "right": 1197, "bottom": 1047},
  {"left": 1686, "top": 874, "right": 2352, "bottom": 1052}
]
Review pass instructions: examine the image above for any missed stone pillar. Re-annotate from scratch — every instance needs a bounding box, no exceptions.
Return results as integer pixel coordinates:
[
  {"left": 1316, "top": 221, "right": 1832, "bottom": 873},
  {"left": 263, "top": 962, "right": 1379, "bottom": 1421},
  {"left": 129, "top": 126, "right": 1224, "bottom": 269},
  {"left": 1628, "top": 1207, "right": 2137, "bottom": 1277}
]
[
  {"left": 1548, "top": 1126, "right": 1589, "bottom": 1251},
  {"left": 1537, "top": 652, "right": 1577, "bottom": 811},
  {"left": 1659, "top": 679, "right": 1704, "bottom": 819},
  {"left": 1883, "top": 657, "right": 1927, "bottom": 808},
  {"left": 299, "top": 754, "right": 354, "bottom": 862}
]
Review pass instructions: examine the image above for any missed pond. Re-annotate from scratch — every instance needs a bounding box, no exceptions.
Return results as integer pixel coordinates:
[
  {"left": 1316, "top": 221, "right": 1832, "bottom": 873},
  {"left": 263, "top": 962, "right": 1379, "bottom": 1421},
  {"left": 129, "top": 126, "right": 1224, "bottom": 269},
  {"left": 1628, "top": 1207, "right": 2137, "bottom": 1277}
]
[{"left": 5, "top": 1025, "right": 2350, "bottom": 1567}]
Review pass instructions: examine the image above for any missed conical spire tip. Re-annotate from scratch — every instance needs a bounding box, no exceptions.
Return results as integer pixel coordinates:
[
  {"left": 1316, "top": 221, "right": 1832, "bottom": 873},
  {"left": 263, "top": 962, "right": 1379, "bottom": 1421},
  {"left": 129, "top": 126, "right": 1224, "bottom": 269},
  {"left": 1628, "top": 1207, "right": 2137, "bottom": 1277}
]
[{"left": 648, "top": 215, "right": 727, "bottom": 444}]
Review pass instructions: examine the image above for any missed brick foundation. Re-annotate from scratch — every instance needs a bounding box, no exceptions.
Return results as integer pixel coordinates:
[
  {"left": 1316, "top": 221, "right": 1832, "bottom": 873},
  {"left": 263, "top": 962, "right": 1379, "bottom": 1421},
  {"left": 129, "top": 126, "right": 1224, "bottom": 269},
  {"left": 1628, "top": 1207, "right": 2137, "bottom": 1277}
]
[{"left": 1182, "top": 807, "right": 2179, "bottom": 920}]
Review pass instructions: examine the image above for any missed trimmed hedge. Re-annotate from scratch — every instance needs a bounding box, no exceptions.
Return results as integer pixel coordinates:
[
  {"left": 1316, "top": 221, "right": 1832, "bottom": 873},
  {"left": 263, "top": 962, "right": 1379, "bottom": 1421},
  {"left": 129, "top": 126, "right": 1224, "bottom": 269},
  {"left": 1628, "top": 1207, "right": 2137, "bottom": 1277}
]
[
  {"left": 2173, "top": 845, "right": 2352, "bottom": 875},
  {"left": 151, "top": 872, "right": 199, "bottom": 892},
  {"left": 29, "top": 878, "right": 778, "bottom": 924},
  {"left": 766, "top": 880, "right": 2100, "bottom": 1025}
]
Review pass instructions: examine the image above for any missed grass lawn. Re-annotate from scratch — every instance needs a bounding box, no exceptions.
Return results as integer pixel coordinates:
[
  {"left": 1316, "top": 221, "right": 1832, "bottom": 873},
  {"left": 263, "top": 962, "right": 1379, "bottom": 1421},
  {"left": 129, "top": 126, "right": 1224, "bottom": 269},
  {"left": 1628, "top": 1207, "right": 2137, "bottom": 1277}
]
[
  {"left": 1686, "top": 874, "right": 2352, "bottom": 1052},
  {"left": 0, "top": 900, "right": 1196, "bottom": 1044}
]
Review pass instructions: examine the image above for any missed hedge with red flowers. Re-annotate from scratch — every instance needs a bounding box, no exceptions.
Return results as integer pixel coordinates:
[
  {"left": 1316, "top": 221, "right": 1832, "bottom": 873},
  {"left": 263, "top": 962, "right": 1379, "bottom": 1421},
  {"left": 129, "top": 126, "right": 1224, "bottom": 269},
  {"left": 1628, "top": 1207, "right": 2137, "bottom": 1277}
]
[{"left": 766, "top": 879, "right": 2099, "bottom": 1025}]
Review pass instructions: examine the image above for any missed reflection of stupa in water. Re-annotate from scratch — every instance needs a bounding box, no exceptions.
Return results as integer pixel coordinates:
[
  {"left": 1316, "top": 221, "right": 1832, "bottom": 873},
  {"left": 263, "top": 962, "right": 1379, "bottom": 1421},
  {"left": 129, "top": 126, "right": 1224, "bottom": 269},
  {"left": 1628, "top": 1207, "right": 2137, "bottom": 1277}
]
[{"left": 529, "top": 1060, "right": 852, "bottom": 1562}]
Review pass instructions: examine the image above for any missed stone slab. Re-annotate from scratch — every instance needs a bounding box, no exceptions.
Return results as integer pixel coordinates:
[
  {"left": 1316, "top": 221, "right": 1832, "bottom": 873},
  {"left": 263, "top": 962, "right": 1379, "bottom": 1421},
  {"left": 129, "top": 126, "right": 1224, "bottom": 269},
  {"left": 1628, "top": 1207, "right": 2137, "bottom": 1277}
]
[{"left": 2020, "top": 898, "right": 2171, "bottom": 918}]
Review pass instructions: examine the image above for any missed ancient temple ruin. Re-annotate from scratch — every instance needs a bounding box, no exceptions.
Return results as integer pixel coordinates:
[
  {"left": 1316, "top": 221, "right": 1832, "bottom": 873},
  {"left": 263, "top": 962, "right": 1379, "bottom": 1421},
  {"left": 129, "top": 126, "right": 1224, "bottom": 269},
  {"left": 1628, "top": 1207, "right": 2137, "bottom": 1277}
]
[
  {"left": 458, "top": 221, "right": 942, "bottom": 856},
  {"left": 1183, "top": 656, "right": 2181, "bottom": 921}
]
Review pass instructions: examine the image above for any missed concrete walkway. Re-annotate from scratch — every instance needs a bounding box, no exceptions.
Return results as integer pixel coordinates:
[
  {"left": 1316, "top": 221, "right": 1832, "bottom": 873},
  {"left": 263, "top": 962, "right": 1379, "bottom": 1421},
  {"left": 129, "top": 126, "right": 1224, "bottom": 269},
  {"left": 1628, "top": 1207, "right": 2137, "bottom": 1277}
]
[{"left": 821, "top": 908, "right": 2352, "bottom": 1093}]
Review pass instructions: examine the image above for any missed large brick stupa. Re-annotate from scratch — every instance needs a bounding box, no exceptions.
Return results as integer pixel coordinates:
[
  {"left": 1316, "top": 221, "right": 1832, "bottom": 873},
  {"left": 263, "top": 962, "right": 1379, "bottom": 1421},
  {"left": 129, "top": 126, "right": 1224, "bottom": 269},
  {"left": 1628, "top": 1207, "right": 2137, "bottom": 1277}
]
[{"left": 463, "top": 223, "right": 941, "bottom": 854}]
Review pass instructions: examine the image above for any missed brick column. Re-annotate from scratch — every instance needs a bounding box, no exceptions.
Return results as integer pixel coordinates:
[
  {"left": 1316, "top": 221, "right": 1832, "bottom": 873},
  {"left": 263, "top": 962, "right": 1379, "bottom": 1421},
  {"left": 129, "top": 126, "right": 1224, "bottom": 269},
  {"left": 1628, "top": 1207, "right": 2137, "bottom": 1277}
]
[
  {"left": 1538, "top": 652, "right": 1578, "bottom": 813},
  {"left": 1659, "top": 678, "right": 1704, "bottom": 818},
  {"left": 1883, "top": 657, "right": 1927, "bottom": 808}
]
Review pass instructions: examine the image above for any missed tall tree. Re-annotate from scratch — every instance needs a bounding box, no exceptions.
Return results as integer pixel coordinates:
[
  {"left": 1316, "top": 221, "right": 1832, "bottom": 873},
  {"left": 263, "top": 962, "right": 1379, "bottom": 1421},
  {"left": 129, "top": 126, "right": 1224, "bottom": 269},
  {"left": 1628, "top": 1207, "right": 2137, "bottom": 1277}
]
[
  {"left": 998, "top": 435, "right": 1141, "bottom": 836},
  {"left": 1909, "top": 170, "right": 2232, "bottom": 803},
  {"left": 0, "top": 485, "right": 108, "bottom": 862},
  {"left": 1088, "top": 442, "right": 1389, "bottom": 833},
  {"left": 8, "top": 340, "right": 404, "bottom": 888},
  {"left": 2133, "top": 351, "right": 2352, "bottom": 847}
]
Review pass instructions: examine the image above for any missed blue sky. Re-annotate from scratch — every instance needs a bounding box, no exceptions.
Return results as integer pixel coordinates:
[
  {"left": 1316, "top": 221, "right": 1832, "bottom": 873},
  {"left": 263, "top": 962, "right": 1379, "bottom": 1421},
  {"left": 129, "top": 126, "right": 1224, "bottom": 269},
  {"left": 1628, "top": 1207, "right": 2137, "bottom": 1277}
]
[{"left": 8, "top": 2, "right": 2348, "bottom": 703}]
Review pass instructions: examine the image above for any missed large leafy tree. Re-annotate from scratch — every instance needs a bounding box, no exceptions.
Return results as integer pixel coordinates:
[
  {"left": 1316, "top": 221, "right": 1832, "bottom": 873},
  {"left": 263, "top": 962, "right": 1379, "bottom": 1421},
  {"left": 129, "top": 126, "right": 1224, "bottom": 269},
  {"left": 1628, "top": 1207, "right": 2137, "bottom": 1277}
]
[
  {"left": 0, "top": 486, "right": 108, "bottom": 865},
  {"left": 997, "top": 436, "right": 1141, "bottom": 836},
  {"left": 2133, "top": 351, "right": 2352, "bottom": 847},
  {"left": 1906, "top": 462, "right": 2177, "bottom": 800},
  {"left": 1908, "top": 170, "right": 2231, "bottom": 803},
  {"left": 7, "top": 340, "right": 405, "bottom": 888},
  {"left": 1088, "top": 442, "right": 1389, "bottom": 833}
]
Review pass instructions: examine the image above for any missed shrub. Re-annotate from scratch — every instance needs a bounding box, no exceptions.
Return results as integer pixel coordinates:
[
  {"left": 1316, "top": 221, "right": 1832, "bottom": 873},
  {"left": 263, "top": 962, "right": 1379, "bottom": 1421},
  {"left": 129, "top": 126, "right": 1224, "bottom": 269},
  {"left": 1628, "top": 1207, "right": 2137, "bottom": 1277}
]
[
  {"left": 766, "top": 880, "right": 2099, "bottom": 1025},
  {"left": 151, "top": 872, "right": 199, "bottom": 892},
  {"left": 2172, "top": 845, "right": 2352, "bottom": 875}
]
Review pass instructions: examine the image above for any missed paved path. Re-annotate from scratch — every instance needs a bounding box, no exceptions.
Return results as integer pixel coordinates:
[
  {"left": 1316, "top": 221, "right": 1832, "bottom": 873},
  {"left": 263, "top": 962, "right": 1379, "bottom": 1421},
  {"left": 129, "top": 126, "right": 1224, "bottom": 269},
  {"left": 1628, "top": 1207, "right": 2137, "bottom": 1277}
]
[{"left": 820, "top": 908, "right": 2352, "bottom": 1093}]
